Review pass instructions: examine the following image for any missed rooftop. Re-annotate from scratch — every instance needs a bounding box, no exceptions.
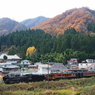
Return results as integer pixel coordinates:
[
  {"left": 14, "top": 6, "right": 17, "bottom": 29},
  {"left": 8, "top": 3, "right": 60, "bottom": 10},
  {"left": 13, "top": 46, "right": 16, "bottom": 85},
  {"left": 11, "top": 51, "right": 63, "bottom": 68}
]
[{"left": 3, "top": 65, "right": 20, "bottom": 69}]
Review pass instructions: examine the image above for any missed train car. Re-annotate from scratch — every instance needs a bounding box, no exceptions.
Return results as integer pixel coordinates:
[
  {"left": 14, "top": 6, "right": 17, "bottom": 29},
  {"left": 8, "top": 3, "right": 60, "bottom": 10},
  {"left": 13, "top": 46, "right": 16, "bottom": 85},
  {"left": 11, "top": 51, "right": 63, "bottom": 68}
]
[
  {"left": 45, "top": 71, "right": 95, "bottom": 80},
  {"left": 83, "top": 71, "right": 95, "bottom": 77},
  {"left": 45, "top": 72, "right": 77, "bottom": 80}
]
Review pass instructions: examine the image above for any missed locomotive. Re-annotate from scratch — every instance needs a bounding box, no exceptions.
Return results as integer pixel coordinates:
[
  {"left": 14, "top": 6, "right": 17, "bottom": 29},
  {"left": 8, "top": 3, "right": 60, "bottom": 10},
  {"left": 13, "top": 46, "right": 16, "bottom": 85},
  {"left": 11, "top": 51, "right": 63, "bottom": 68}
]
[
  {"left": 3, "top": 71, "right": 95, "bottom": 84},
  {"left": 3, "top": 73, "right": 45, "bottom": 84}
]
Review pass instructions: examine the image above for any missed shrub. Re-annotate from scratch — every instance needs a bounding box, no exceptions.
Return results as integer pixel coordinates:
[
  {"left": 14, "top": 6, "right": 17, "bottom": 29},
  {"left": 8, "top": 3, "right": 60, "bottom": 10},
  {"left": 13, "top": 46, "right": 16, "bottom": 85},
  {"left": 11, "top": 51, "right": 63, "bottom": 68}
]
[
  {"left": 0, "top": 84, "right": 8, "bottom": 95},
  {"left": 43, "top": 90, "right": 57, "bottom": 95},
  {"left": 27, "top": 86, "right": 34, "bottom": 91},
  {"left": 75, "top": 91, "right": 83, "bottom": 95},
  {"left": 82, "top": 85, "right": 95, "bottom": 95},
  {"left": 2, "top": 91, "right": 14, "bottom": 95},
  {"left": 57, "top": 89, "right": 75, "bottom": 95}
]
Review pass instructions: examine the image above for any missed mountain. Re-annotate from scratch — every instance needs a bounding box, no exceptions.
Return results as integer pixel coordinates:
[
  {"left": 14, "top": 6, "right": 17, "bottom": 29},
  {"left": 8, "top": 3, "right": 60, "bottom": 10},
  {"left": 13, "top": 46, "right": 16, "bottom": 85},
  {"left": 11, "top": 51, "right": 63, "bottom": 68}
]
[
  {"left": 21, "top": 16, "right": 49, "bottom": 28},
  {"left": 0, "top": 18, "right": 27, "bottom": 35},
  {"left": 32, "top": 7, "right": 95, "bottom": 36}
]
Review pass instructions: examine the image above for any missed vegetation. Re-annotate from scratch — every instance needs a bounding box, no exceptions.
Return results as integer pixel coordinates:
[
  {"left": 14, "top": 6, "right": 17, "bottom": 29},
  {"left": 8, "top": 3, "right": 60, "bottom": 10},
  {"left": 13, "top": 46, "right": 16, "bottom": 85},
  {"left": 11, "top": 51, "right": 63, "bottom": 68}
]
[
  {"left": 32, "top": 7, "right": 95, "bottom": 35},
  {"left": 87, "top": 23, "right": 95, "bottom": 33},
  {"left": 1, "top": 27, "right": 95, "bottom": 63},
  {"left": 1, "top": 77, "right": 95, "bottom": 95}
]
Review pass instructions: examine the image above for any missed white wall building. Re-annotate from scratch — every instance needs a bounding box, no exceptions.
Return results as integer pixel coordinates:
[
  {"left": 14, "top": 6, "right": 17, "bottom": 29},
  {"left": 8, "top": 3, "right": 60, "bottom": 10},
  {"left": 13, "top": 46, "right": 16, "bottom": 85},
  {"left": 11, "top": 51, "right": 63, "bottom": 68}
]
[
  {"left": 79, "top": 63, "right": 92, "bottom": 69},
  {"left": 79, "top": 63, "right": 95, "bottom": 71},
  {"left": 86, "top": 63, "right": 95, "bottom": 71},
  {"left": 33, "top": 64, "right": 51, "bottom": 74},
  {"left": 0, "top": 54, "right": 21, "bottom": 61}
]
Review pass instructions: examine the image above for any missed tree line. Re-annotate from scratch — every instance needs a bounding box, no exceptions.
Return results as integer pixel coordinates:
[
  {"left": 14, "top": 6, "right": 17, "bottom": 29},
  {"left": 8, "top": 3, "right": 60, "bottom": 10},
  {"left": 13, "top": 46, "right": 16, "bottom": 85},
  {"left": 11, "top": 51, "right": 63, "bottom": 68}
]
[{"left": 0, "top": 26, "right": 95, "bottom": 64}]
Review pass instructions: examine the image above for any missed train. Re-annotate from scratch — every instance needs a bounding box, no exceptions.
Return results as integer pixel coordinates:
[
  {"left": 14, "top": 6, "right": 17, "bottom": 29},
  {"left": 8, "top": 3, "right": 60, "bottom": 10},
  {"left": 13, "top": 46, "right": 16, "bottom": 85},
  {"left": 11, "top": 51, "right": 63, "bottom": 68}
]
[{"left": 3, "top": 70, "right": 95, "bottom": 84}]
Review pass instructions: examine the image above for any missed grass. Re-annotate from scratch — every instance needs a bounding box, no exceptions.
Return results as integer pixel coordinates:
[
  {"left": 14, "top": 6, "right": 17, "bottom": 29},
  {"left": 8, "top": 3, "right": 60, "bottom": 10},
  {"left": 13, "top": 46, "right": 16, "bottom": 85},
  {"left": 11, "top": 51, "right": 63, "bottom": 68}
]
[{"left": 1, "top": 77, "right": 95, "bottom": 95}]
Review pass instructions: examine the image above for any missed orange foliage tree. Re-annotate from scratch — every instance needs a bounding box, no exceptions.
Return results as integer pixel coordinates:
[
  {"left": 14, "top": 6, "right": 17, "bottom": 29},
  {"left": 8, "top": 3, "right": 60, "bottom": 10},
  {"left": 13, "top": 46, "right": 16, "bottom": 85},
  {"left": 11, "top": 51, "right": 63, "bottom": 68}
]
[{"left": 26, "top": 46, "right": 37, "bottom": 57}]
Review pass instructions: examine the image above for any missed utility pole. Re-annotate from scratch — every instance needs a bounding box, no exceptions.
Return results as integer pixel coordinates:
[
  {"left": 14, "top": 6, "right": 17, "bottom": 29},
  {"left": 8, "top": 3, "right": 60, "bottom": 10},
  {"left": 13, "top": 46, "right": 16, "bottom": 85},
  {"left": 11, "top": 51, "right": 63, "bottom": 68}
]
[{"left": 47, "top": 62, "right": 49, "bottom": 89}]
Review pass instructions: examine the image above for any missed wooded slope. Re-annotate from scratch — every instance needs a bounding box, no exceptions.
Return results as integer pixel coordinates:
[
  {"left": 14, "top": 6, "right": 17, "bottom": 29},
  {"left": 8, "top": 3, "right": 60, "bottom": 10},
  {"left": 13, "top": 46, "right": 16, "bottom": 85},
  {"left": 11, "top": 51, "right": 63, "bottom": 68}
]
[{"left": 32, "top": 7, "right": 95, "bottom": 36}]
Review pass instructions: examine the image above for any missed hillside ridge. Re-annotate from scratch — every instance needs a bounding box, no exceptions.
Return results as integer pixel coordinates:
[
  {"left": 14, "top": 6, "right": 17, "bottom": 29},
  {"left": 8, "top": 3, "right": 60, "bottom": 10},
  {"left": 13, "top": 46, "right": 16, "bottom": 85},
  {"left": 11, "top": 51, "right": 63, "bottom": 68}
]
[
  {"left": 32, "top": 7, "right": 95, "bottom": 35},
  {"left": 21, "top": 16, "right": 49, "bottom": 28},
  {"left": 0, "top": 17, "right": 27, "bottom": 35}
]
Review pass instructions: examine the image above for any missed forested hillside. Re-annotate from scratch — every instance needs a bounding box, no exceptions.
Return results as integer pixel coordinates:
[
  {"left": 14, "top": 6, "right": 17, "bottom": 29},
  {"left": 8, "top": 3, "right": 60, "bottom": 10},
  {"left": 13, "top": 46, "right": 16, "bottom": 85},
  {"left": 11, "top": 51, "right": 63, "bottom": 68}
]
[
  {"left": 32, "top": 7, "right": 95, "bottom": 36},
  {"left": 1, "top": 27, "right": 95, "bottom": 64}
]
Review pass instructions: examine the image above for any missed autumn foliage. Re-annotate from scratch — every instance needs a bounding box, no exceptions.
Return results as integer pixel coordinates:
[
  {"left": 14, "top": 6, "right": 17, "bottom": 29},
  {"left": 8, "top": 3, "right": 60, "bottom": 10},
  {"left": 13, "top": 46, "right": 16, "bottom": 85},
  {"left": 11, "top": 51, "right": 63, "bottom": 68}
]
[
  {"left": 26, "top": 46, "right": 36, "bottom": 56},
  {"left": 32, "top": 7, "right": 95, "bottom": 36}
]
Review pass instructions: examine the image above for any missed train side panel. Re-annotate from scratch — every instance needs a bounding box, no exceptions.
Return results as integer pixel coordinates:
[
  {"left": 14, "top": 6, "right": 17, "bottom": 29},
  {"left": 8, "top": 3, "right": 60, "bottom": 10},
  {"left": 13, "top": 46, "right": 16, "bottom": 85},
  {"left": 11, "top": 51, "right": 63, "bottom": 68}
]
[
  {"left": 45, "top": 73, "right": 77, "bottom": 80},
  {"left": 83, "top": 72, "right": 95, "bottom": 77}
]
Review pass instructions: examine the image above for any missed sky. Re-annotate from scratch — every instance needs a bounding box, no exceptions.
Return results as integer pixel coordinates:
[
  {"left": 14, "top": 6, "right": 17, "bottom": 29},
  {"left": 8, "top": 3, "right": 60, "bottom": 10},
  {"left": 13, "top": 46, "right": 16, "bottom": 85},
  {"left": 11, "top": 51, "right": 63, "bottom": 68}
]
[{"left": 0, "top": 0, "right": 95, "bottom": 22}]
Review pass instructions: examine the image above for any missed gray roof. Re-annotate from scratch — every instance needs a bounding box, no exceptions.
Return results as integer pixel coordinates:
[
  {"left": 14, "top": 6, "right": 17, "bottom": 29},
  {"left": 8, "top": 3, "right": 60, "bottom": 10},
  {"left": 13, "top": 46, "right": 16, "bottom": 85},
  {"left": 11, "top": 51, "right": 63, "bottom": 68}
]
[
  {"left": 34, "top": 62, "right": 42, "bottom": 65},
  {"left": 47, "top": 62, "right": 55, "bottom": 65},
  {"left": 21, "top": 60, "right": 30, "bottom": 62},
  {"left": 3, "top": 65, "right": 20, "bottom": 69},
  {"left": 51, "top": 63, "right": 67, "bottom": 70}
]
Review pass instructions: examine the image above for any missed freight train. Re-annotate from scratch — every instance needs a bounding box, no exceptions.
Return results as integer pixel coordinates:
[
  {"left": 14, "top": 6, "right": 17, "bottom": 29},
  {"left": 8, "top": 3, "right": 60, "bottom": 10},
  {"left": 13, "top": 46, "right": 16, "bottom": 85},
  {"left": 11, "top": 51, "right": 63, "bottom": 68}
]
[{"left": 3, "top": 70, "right": 95, "bottom": 84}]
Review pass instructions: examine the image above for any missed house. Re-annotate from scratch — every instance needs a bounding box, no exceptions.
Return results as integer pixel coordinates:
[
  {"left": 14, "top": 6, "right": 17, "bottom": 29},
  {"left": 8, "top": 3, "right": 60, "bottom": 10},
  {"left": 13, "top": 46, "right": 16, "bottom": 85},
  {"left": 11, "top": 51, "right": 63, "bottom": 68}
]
[
  {"left": 70, "top": 65, "right": 79, "bottom": 69},
  {"left": 0, "top": 62, "right": 12, "bottom": 67},
  {"left": 27, "top": 62, "right": 51, "bottom": 74},
  {"left": 67, "top": 58, "right": 78, "bottom": 69},
  {"left": 0, "top": 61, "right": 18, "bottom": 68},
  {"left": 32, "top": 64, "right": 51, "bottom": 74},
  {"left": 67, "top": 58, "right": 78, "bottom": 63},
  {"left": 21, "top": 60, "right": 31, "bottom": 66},
  {"left": 79, "top": 61, "right": 95, "bottom": 71},
  {"left": 86, "top": 59, "right": 94, "bottom": 63},
  {"left": 34, "top": 62, "right": 43, "bottom": 66},
  {"left": 6, "top": 61, "right": 18, "bottom": 65},
  {"left": 37, "top": 64, "right": 51, "bottom": 74},
  {"left": 47, "top": 62, "right": 55, "bottom": 66},
  {"left": 86, "top": 63, "right": 95, "bottom": 71},
  {"left": 3, "top": 65, "right": 20, "bottom": 74},
  {"left": 50, "top": 63, "right": 67, "bottom": 73},
  {"left": 79, "top": 62, "right": 93, "bottom": 70},
  {"left": 0, "top": 54, "right": 21, "bottom": 62}
]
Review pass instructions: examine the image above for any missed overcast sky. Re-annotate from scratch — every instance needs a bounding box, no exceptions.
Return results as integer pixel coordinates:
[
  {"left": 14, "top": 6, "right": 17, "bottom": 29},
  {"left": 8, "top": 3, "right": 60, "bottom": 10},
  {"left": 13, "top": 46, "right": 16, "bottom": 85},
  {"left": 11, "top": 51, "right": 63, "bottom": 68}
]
[{"left": 0, "top": 0, "right": 95, "bottom": 22}]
